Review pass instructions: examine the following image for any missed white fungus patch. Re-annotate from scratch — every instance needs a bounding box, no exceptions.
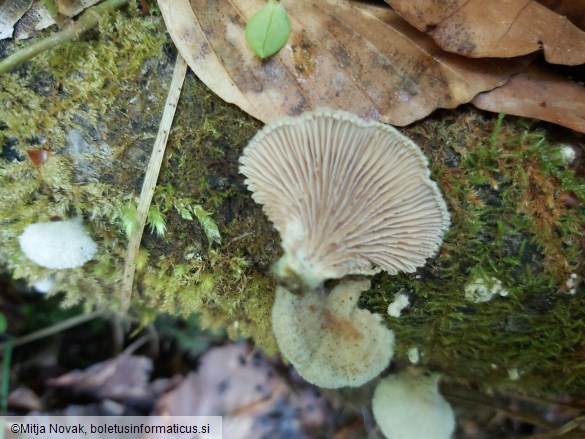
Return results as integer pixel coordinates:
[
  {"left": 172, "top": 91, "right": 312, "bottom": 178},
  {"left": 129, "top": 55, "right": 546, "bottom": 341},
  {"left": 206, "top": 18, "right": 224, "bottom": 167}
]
[
  {"left": 387, "top": 292, "right": 410, "bottom": 317},
  {"left": 18, "top": 218, "right": 97, "bottom": 269},
  {"left": 32, "top": 277, "right": 55, "bottom": 294},
  {"left": 553, "top": 144, "right": 577, "bottom": 165},
  {"left": 408, "top": 346, "right": 420, "bottom": 364},
  {"left": 508, "top": 368, "right": 521, "bottom": 381},
  {"left": 566, "top": 273, "right": 579, "bottom": 295},
  {"left": 464, "top": 277, "right": 509, "bottom": 303}
]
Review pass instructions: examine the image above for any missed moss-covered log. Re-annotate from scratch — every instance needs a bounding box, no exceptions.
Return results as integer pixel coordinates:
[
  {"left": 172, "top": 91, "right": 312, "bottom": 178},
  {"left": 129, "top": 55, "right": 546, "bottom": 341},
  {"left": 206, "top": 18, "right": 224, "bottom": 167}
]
[{"left": 0, "top": 9, "right": 583, "bottom": 396}]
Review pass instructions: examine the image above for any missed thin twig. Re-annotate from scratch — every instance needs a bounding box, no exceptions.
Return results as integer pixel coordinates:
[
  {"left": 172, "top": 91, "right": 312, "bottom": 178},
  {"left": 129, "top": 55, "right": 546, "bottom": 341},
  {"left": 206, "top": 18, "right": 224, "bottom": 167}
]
[
  {"left": 443, "top": 389, "right": 556, "bottom": 430},
  {"left": 121, "top": 332, "right": 153, "bottom": 356},
  {"left": 0, "top": 310, "right": 104, "bottom": 351},
  {"left": 0, "top": 0, "right": 129, "bottom": 74},
  {"left": 119, "top": 53, "right": 188, "bottom": 314},
  {"left": 524, "top": 415, "right": 585, "bottom": 439},
  {"left": 516, "top": 393, "right": 585, "bottom": 412}
]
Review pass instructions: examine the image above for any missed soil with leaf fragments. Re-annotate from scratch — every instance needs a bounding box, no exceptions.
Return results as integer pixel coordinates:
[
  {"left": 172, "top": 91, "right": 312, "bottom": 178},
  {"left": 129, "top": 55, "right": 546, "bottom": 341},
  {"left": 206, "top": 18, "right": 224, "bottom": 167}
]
[{"left": 2, "top": 280, "right": 585, "bottom": 439}]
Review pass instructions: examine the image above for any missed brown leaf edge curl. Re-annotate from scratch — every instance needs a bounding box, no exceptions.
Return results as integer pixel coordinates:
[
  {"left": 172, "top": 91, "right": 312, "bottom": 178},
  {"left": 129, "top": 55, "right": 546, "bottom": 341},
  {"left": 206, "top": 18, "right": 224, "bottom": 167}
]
[
  {"left": 473, "top": 64, "right": 585, "bottom": 134},
  {"left": 385, "top": 0, "right": 585, "bottom": 65}
]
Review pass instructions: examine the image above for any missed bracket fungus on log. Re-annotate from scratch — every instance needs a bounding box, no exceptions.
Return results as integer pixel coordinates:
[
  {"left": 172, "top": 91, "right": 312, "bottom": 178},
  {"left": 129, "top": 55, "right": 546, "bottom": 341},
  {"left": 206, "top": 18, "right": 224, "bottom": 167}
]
[
  {"left": 272, "top": 278, "right": 395, "bottom": 388},
  {"left": 239, "top": 108, "right": 450, "bottom": 290}
]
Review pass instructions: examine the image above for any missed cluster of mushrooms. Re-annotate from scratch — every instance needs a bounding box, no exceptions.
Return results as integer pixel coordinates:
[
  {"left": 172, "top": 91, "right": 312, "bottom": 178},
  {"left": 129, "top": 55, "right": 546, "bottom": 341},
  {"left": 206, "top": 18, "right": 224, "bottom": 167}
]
[{"left": 240, "top": 109, "right": 454, "bottom": 438}]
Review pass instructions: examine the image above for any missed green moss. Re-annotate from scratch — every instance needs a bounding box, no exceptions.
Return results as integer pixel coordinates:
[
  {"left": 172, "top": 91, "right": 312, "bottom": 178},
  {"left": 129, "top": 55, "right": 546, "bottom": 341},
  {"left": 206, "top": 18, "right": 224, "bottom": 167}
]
[
  {"left": 364, "top": 111, "right": 585, "bottom": 395},
  {"left": 1, "top": 10, "right": 172, "bottom": 308},
  {"left": 1, "top": 8, "right": 277, "bottom": 349}
]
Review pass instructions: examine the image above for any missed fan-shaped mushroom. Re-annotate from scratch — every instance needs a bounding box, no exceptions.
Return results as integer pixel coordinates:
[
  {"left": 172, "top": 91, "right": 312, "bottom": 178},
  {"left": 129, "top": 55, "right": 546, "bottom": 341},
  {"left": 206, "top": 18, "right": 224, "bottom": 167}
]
[
  {"left": 272, "top": 278, "right": 395, "bottom": 388},
  {"left": 239, "top": 108, "right": 449, "bottom": 290}
]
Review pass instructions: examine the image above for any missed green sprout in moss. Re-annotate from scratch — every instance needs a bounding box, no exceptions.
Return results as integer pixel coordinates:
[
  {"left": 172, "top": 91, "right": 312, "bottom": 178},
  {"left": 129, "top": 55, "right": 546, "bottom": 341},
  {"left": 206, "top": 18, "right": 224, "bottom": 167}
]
[
  {"left": 192, "top": 205, "right": 221, "bottom": 246},
  {"left": 147, "top": 204, "right": 167, "bottom": 237},
  {"left": 135, "top": 248, "right": 150, "bottom": 272},
  {"left": 119, "top": 200, "right": 138, "bottom": 238},
  {"left": 153, "top": 184, "right": 221, "bottom": 246}
]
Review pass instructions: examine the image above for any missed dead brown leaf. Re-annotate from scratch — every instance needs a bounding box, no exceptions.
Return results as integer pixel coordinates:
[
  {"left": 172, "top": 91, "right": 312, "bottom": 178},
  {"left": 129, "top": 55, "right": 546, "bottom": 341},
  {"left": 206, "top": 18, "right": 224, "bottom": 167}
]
[
  {"left": 385, "top": 0, "right": 585, "bottom": 65},
  {"left": 48, "top": 354, "right": 155, "bottom": 406},
  {"left": 158, "top": 0, "right": 530, "bottom": 126},
  {"left": 9, "top": 0, "right": 100, "bottom": 40},
  {"left": 472, "top": 64, "right": 585, "bottom": 133},
  {"left": 8, "top": 386, "right": 42, "bottom": 412},
  {"left": 154, "top": 344, "right": 328, "bottom": 439},
  {"left": 537, "top": 0, "right": 585, "bottom": 30}
]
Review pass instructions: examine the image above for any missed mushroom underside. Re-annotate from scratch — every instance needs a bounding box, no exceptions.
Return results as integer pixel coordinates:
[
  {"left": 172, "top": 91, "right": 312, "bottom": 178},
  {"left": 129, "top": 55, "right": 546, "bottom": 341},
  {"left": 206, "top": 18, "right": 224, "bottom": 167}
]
[{"left": 272, "top": 279, "right": 395, "bottom": 388}]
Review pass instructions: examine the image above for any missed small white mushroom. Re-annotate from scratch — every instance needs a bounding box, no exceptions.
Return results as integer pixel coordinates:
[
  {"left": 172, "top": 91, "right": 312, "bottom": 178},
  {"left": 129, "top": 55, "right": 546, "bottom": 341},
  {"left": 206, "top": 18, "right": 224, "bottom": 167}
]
[
  {"left": 272, "top": 278, "right": 395, "bottom": 388},
  {"left": 372, "top": 371, "right": 455, "bottom": 439},
  {"left": 240, "top": 108, "right": 450, "bottom": 289},
  {"left": 18, "top": 218, "right": 97, "bottom": 269}
]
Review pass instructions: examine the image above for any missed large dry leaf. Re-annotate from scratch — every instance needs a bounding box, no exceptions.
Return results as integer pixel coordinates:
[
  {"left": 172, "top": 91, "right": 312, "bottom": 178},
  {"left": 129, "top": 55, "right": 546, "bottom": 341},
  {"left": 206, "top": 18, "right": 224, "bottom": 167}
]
[
  {"left": 158, "top": 0, "right": 530, "bottom": 126},
  {"left": 385, "top": 0, "right": 585, "bottom": 65},
  {"left": 472, "top": 64, "right": 585, "bottom": 133}
]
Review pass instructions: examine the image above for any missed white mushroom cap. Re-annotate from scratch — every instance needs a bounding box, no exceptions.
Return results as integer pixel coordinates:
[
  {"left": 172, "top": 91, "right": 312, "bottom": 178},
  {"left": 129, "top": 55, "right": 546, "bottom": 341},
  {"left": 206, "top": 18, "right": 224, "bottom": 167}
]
[
  {"left": 372, "top": 371, "right": 455, "bottom": 439},
  {"left": 272, "top": 278, "right": 395, "bottom": 388},
  {"left": 18, "top": 218, "right": 97, "bottom": 269},
  {"left": 240, "top": 108, "right": 450, "bottom": 289}
]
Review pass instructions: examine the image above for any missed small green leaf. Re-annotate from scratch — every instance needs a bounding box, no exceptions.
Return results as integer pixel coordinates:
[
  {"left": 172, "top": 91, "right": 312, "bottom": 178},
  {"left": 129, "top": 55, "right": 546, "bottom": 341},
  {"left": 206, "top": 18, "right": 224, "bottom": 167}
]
[
  {"left": 193, "top": 205, "right": 221, "bottom": 245},
  {"left": 245, "top": 0, "right": 291, "bottom": 59}
]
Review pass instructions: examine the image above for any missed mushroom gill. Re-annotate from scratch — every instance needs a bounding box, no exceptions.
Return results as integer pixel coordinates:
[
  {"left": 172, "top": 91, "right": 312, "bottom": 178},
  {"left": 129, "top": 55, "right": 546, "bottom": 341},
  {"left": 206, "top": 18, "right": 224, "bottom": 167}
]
[{"left": 239, "top": 108, "right": 450, "bottom": 290}]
